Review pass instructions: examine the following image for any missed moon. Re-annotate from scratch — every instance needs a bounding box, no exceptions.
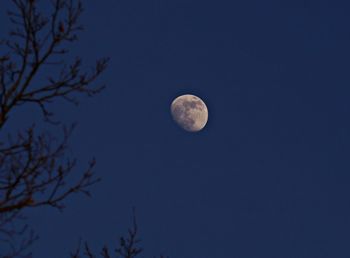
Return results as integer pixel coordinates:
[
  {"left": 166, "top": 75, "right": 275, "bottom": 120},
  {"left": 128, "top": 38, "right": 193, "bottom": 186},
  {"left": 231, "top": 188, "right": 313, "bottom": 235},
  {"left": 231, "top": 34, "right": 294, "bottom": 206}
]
[{"left": 171, "top": 94, "right": 208, "bottom": 132}]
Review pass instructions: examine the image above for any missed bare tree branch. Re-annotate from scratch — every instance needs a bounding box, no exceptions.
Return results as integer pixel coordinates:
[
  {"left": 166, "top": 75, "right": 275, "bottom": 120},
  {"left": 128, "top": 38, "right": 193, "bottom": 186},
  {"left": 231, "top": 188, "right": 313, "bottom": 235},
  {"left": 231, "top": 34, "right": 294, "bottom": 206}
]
[
  {"left": 0, "top": 0, "right": 109, "bottom": 126},
  {"left": 0, "top": 125, "right": 100, "bottom": 214},
  {"left": 70, "top": 209, "right": 168, "bottom": 258},
  {"left": 0, "top": 1, "right": 166, "bottom": 258},
  {"left": 0, "top": 125, "right": 100, "bottom": 258},
  {"left": 0, "top": 0, "right": 108, "bottom": 257}
]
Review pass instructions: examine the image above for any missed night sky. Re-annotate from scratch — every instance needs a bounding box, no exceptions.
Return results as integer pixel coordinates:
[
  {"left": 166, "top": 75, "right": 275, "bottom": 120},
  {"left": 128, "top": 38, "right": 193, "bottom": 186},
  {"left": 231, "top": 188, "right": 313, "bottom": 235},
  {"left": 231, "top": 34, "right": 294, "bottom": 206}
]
[{"left": 2, "top": 0, "right": 350, "bottom": 257}]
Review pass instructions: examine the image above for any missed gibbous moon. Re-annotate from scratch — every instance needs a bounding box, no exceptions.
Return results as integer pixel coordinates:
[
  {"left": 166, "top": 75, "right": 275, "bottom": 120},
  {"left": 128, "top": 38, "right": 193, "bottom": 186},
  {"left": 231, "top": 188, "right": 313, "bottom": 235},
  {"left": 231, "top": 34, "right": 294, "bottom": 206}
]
[{"left": 171, "top": 94, "right": 208, "bottom": 132}]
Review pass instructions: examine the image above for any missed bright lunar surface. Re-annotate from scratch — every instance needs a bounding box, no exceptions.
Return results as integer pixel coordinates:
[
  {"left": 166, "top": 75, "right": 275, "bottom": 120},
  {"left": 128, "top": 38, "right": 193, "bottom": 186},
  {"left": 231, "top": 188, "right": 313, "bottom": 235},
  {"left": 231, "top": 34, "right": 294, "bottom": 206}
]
[{"left": 171, "top": 94, "right": 208, "bottom": 132}]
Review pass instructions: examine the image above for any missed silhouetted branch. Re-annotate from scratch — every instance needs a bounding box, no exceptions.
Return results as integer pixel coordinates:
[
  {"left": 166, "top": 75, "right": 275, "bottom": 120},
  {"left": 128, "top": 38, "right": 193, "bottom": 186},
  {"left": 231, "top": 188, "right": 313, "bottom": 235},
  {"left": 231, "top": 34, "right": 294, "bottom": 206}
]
[
  {"left": 115, "top": 208, "right": 143, "bottom": 258},
  {"left": 0, "top": 0, "right": 108, "bottom": 257},
  {"left": 70, "top": 209, "right": 168, "bottom": 258},
  {"left": 0, "top": 125, "right": 99, "bottom": 214},
  {"left": 0, "top": 222, "right": 37, "bottom": 258},
  {"left": 0, "top": 1, "right": 166, "bottom": 258},
  {"left": 71, "top": 209, "right": 149, "bottom": 258},
  {"left": 0, "top": 0, "right": 109, "bottom": 126},
  {"left": 0, "top": 125, "right": 100, "bottom": 258}
]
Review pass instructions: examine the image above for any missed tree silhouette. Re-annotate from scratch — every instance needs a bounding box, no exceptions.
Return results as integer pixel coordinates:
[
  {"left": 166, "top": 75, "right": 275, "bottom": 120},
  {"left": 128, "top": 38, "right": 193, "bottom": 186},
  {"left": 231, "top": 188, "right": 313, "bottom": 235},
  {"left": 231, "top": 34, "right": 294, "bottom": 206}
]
[
  {"left": 0, "top": 1, "right": 167, "bottom": 258},
  {"left": 70, "top": 209, "right": 168, "bottom": 258},
  {"left": 0, "top": 0, "right": 107, "bottom": 256}
]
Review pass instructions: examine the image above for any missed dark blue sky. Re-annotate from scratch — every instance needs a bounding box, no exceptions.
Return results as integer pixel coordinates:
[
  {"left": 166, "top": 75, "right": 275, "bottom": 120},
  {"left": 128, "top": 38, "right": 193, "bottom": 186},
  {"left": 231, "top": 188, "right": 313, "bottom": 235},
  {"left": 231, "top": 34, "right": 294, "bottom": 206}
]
[{"left": 2, "top": 0, "right": 350, "bottom": 257}]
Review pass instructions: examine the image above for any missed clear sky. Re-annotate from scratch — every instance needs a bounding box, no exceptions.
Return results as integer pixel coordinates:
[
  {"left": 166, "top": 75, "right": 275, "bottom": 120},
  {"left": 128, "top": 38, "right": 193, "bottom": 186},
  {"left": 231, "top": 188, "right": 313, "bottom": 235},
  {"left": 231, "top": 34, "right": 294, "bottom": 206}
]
[{"left": 2, "top": 0, "right": 350, "bottom": 257}]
